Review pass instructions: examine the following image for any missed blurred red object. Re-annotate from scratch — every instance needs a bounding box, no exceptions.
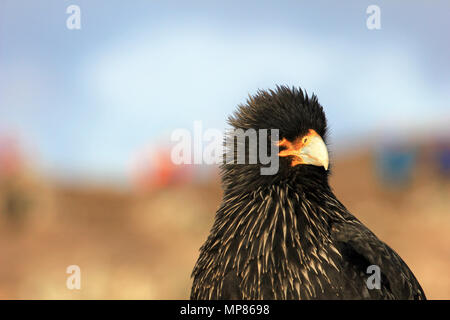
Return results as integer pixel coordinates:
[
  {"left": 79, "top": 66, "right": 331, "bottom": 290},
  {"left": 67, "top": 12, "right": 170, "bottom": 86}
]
[
  {"left": 0, "top": 136, "right": 24, "bottom": 178},
  {"left": 131, "top": 147, "right": 193, "bottom": 191}
]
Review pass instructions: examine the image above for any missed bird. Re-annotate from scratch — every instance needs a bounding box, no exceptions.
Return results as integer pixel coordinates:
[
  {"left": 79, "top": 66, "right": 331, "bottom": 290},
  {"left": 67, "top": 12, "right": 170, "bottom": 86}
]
[{"left": 191, "top": 86, "right": 426, "bottom": 300}]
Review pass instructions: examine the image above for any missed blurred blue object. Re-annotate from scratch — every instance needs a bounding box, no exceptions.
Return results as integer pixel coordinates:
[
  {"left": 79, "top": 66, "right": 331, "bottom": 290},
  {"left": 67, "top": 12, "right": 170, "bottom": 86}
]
[
  {"left": 436, "top": 143, "right": 450, "bottom": 177},
  {"left": 375, "top": 144, "right": 417, "bottom": 189}
]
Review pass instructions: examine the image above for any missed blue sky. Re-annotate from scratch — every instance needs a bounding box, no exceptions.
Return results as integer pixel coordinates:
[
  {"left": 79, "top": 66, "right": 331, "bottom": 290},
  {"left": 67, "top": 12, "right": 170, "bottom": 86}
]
[{"left": 0, "top": 1, "right": 449, "bottom": 183}]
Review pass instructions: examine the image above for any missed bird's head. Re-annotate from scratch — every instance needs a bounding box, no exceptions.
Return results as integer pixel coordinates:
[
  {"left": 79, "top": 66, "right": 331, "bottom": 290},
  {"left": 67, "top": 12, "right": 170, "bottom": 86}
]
[{"left": 223, "top": 85, "right": 330, "bottom": 192}]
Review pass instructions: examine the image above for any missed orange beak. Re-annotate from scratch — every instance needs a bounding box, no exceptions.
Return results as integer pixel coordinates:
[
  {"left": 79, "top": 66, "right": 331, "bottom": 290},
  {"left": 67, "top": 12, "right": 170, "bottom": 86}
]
[{"left": 278, "top": 129, "right": 329, "bottom": 170}]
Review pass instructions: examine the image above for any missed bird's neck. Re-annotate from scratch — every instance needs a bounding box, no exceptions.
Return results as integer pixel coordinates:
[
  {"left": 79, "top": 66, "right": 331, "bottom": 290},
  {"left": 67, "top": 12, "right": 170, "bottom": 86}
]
[{"left": 218, "top": 179, "right": 344, "bottom": 257}]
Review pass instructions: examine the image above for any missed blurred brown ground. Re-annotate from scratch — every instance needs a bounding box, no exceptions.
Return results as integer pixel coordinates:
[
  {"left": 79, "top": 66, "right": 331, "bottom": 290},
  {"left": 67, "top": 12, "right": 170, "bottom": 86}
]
[{"left": 0, "top": 149, "right": 448, "bottom": 299}]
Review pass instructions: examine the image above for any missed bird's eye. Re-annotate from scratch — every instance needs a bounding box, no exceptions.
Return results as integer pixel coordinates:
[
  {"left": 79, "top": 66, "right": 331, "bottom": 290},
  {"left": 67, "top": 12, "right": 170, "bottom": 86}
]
[{"left": 303, "top": 137, "right": 308, "bottom": 144}]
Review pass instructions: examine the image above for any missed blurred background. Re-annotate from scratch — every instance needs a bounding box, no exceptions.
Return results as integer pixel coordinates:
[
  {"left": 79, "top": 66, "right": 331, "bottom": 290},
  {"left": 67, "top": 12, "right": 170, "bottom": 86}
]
[{"left": 0, "top": 0, "right": 449, "bottom": 299}]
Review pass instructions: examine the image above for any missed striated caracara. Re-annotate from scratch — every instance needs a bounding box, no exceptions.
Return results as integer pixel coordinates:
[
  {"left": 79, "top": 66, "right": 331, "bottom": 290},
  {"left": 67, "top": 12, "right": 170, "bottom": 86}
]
[{"left": 191, "top": 86, "right": 426, "bottom": 300}]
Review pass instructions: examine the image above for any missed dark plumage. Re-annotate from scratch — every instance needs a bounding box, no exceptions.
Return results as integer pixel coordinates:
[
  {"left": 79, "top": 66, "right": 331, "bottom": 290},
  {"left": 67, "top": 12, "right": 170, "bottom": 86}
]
[{"left": 191, "top": 86, "right": 426, "bottom": 300}]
